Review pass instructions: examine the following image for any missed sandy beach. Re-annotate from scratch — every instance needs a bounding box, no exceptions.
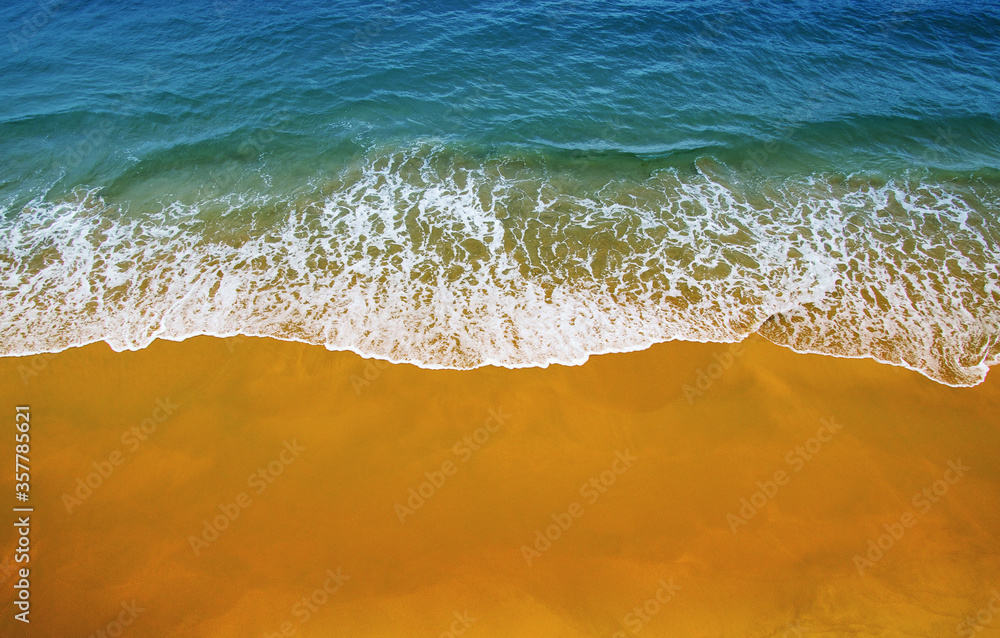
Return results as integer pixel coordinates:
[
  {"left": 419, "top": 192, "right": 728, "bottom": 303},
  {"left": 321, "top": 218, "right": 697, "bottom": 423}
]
[{"left": 2, "top": 336, "right": 998, "bottom": 637}]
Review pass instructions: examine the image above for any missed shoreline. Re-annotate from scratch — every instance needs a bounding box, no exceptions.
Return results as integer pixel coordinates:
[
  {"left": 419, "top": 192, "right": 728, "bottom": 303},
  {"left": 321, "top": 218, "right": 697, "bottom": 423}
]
[
  {"left": 3, "top": 335, "right": 999, "bottom": 636},
  {"left": 4, "top": 326, "right": 994, "bottom": 388}
]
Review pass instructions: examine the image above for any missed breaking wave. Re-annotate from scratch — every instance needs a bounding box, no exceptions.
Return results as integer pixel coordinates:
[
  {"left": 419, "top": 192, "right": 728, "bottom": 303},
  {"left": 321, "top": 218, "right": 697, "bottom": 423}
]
[{"left": 2, "top": 146, "right": 999, "bottom": 385}]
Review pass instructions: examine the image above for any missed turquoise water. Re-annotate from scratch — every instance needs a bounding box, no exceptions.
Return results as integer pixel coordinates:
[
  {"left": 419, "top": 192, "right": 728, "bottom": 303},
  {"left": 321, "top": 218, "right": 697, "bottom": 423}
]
[{"left": 2, "top": 0, "right": 999, "bottom": 384}]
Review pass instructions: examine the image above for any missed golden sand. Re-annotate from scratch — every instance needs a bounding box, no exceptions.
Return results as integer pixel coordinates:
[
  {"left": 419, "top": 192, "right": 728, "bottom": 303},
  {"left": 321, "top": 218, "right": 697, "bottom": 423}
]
[{"left": 2, "top": 336, "right": 999, "bottom": 637}]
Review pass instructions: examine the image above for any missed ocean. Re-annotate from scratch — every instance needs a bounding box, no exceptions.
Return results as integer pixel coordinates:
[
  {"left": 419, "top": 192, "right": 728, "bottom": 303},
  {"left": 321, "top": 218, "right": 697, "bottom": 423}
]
[{"left": 2, "top": 0, "right": 999, "bottom": 385}]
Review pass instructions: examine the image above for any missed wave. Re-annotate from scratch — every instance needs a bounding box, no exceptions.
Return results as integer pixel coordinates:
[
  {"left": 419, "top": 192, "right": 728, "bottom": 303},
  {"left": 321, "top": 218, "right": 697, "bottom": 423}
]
[{"left": 2, "top": 145, "right": 999, "bottom": 385}]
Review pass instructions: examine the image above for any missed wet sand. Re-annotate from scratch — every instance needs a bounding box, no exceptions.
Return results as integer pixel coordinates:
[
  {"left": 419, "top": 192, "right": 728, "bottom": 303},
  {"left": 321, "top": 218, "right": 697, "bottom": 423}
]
[{"left": 1, "top": 335, "right": 999, "bottom": 637}]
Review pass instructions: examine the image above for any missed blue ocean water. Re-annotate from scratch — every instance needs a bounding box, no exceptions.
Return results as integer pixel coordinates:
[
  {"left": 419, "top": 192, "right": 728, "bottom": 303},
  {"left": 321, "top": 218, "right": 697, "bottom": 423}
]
[{"left": 2, "top": 0, "right": 999, "bottom": 384}]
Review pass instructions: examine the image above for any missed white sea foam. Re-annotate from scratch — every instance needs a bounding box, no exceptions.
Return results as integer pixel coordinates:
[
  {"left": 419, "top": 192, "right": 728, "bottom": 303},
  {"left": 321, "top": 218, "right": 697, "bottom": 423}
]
[{"left": 2, "top": 148, "right": 998, "bottom": 385}]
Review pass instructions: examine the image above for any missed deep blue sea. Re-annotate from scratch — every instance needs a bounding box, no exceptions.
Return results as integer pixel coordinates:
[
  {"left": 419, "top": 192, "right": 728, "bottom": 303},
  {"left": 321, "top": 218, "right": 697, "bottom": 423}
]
[{"left": 2, "top": 0, "right": 999, "bottom": 384}]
